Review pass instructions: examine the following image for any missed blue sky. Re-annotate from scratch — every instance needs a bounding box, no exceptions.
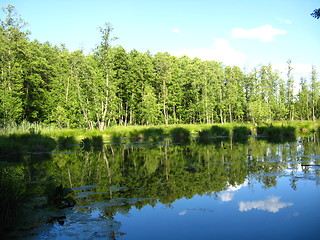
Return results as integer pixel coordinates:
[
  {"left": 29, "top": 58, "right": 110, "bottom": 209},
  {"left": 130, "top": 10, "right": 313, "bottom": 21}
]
[{"left": 1, "top": 0, "right": 319, "bottom": 78}]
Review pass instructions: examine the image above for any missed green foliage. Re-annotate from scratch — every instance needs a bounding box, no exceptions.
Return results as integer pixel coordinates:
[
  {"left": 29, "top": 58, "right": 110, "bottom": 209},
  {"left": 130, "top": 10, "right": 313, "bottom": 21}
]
[{"left": 0, "top": 5, "right": 319, "bottom": 128}]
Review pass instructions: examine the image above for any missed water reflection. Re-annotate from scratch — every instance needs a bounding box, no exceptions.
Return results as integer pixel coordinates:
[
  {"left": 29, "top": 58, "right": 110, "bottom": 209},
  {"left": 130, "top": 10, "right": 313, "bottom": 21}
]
[
  {"left": 1, "top": 136, "right": 320, "bottom": 239},
  {"left": 239, "top": 196, "right": 294, "bottom": 213}
]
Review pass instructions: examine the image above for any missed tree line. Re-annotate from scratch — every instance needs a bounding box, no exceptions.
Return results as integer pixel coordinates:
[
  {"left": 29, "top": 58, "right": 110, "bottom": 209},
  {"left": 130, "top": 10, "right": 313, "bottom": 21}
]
[{"left": 1, "top": 5, "right": 319, "bottom": 130}]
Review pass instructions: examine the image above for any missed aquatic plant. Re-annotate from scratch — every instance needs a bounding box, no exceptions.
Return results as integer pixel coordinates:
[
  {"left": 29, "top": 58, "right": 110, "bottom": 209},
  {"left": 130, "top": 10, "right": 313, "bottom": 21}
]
[
  {"left": 170, "top": 127, "right": 190, "bottom": 143},
  {"left": 57, "top": 136, "right": 77, "bottom": 150},
  {"left": 142, "top": 128, "right": 164, "bottom": 142},
  {"left": 210, "top": 125, "right": 230, "bottom": 136},
  {"left": 111, "top": 133, "right": 122, "bottom": 143},
  {"left": 80, "top": 137, "right": 92, "bottom": 151},
  {"left": 198, "top": 129, "right": 213, "bottom": 143},
  {"left": 129, "top": 130, "right": 144, "bottom": 142},
  {"left": 233, "top": 126, "right": 251, "bottom": 139},
  {"left": 257, "top": 125, "right": 296, "bottom": 143},
  {"left": 0, "top": 134, "right": 56, "bottom": 161},
  {"left": 91, "top": 136, "right": 103, "bottom": 149}
]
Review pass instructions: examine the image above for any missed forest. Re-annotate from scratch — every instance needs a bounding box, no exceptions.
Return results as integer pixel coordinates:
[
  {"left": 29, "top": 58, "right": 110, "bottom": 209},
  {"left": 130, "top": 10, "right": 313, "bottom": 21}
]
[{"left": 1, "top": 5, "right": 319, "bottom": 130}]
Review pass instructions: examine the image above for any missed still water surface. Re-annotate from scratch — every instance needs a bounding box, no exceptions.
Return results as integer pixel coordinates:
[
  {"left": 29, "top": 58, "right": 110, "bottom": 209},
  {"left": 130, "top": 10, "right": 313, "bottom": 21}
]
[{"left": 4, "top": 136, "right": 320, "bottom": 239}]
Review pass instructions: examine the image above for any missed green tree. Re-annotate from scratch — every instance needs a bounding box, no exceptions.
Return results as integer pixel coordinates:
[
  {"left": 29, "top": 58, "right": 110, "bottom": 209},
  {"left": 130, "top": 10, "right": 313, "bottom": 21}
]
[
  {"left": 310, "top": 66, "right": 319, "bottom": 120},
  {"left": 153, "top": 52, "right": 174, "bottom": 125},
  {"left": 139, "top": 84, "right": 160, "bottom": 125},
  {"left": 295, "top": 77, "right": 311, "bottom": 120},
  {"left": 286, "top": 60, "right": 295, "bottom": 120},
  {"left": 0, "top": 5, "right": 29, "bottom": 124},
  {"left": 93, "top": 23, "right": 119, "bottom": 129}
]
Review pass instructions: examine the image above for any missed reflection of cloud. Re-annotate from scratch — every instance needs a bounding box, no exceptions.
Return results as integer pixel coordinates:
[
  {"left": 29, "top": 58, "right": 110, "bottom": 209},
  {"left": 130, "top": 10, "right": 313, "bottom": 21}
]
[
  {"left": 220, "top": 181, "right": 248, "bottom": 202},
  {"left": 179, "top": 210, "right": 187, "bottom": 216},
  {"left": 239, "top": 196, "right": 293, "bottom": 213},
  {"left": 231, "top": 25, "right": 287, "bottom": 42},
  {"left": 220, "top": 191, "right": 234, "bottom": 202}
]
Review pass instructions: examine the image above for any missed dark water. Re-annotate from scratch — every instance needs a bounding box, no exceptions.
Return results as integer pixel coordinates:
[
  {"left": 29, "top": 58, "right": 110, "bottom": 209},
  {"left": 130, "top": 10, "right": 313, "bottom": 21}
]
[{"left": 1, "top": 136, "right": 320, "bottom": 239}]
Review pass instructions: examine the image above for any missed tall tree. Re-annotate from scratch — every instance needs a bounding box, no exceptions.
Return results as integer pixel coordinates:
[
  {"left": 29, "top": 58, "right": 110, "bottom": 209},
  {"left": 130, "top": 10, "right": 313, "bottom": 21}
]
[
  {"left": 310, "top": 66, "right": 319, "bottom": 120},
  {"left": 286, "top": 60, "right": 295, "bottom": 120},
  {"left": 0, "top": 5, "right": 29, "bottom": 124},
  {"left": 93, "top": 23, "right": 119, "bottom": 129}
]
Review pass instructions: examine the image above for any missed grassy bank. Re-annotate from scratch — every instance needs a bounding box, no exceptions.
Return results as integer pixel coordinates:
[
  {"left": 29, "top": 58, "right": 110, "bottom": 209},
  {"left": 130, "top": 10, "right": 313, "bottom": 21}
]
[{"left": 0, "top": 121, "right": 319, "bottom": 158}]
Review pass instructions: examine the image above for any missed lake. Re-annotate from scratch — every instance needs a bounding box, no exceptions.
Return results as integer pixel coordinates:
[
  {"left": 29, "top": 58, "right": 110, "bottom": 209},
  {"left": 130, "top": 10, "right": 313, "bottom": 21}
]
[{"left": 2, "top": 135, "right": 320, "bottom": 239}]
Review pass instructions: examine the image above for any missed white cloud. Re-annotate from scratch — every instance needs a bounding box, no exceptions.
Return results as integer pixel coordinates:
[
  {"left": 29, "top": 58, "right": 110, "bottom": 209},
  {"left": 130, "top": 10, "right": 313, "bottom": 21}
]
[
  {"left": 277, "top": 17, "right": 292, "bottom": 24},
  {"left": 172, "top": 28, "right": 182, "bottom": 34},
  {"left": 239, "top": 196, "right": 293, "bottom": 213},
  {"left": 168, "top": 38, "right": 246, "bottom": 66},
  {"left": 273, "top": 62, "right": 314, "bottom": 75},
  {"left": 231, "top": 25, "right": 287, "bottom": 42}
]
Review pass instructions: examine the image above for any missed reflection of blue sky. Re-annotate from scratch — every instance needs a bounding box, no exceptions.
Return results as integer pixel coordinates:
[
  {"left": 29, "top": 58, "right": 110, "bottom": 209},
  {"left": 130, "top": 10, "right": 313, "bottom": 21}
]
[{"left": 239, "top": 196, "right": 293, "bottom": 213}]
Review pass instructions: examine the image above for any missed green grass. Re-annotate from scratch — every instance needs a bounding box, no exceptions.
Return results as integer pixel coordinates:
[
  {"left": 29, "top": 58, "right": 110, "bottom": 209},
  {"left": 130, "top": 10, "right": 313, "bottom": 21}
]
[{"left": 1, "top": 121, "right": 319, "bottom": 153}]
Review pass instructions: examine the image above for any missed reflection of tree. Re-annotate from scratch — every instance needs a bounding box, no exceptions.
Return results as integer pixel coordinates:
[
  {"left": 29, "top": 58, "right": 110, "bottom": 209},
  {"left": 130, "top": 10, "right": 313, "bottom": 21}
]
[{"left": 3, "top": 136, "right": 320, "bottom": 236}]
